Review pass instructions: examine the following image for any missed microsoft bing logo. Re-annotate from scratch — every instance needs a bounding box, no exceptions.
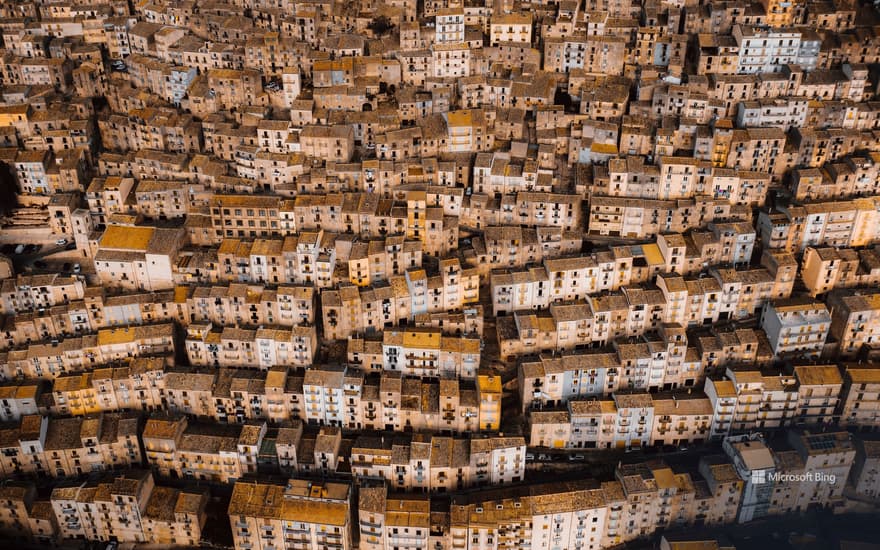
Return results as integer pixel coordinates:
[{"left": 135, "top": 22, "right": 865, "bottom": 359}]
[{"left": 751, "top": 470, "right": 767, "bottom": 485}]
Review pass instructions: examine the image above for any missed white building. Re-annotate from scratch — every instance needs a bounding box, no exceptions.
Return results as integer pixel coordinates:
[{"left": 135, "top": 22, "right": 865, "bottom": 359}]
[
  {"left": 303, "top": 366, "right": 346, "bottom": 426},
  {"left": 736, "top": 98, "right": 809, "bottom": 130},
  {"left": 722, "top": 434, "right": 776, "bottom": 523},
  {"left": 760, "top": 298, "right": 831, "bottom": 359},
  {"left": 435, "top": 8, "right": 465, "bottom": 44},
  {"left": 733, "top": 26, "right": 820, "bottom": 74}
]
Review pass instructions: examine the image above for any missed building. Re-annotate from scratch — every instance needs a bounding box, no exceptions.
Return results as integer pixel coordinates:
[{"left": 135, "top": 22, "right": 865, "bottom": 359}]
[
  {"left": 850, "top": 438, "right": 880, "bottom": 500},
  {"left": 228, "top": 479, "right": 352, "bottom": 550},
  {"left": 94, "top": 224, "right": 186, "bottom": 291},
  {"left": 839, "top": 363, "right": 880, "bottom": 429},
  {"left": 142, "top": 415, "right": 266, "bottom": 483},
  {"left": 50, "top": 470, "right": 207, "bottom": 545},
  {"left": 759, "top": 298, "right": 831, "bottom": 359},
  {"left": 828, "top": 289, "right": 880, "bottom": 359},
  {"left": 769, "top": 431, "right": 856, "bottom": 514},
  {"left": 722, "top": 434, "right": 776, "bottom": 523}
]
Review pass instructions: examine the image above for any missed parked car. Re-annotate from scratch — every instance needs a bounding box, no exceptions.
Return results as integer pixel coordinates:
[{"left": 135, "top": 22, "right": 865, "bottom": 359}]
[
  {"left": 568, "top": 454, "right": 585, "bottom": 462},
  {"left": 73, "top": 263, "right": 81, "bottom": 273},
  {"left": 14, "top": 244, "right": 24, "bottom": 254},
  {"left": 62, "top": 263, "right": 71, "bottom": 272},
  {"left": 56, "top": 238, "right": 68, "bottom": 246}
]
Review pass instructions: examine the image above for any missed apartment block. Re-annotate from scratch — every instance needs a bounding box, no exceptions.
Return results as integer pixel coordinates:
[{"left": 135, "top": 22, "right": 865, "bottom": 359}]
[
  {"left": 518, "top": 328, "right": 704, "bottom": 412},
  {"left": 185, "top": 283, "right": 316, "bottom": 327},
  {"left": 529, "top": 390, "right": 716, "bottom": 450},
  {"left": 759, "top": 298, "right": 831, "bottom": 360},
  {"left": 448, "top": 480, "right": 612, "bottom": 550},
  {"left": 791, "top": 155, "right": 880, "bottom": 201},
  {"left": 348, "top": 434, "right": 526, "bottom": 491},
  {"left": 49, "top": 357, "right": 166, "bottom": 416},
  {"left": 0, "top": 273, "right": 86, "bottom": 315},
  {"left": 209, "top": 195, "right": 284, "bottom": 243},
  {"left": 800, "top": 246, "right": 880, "bottom": 298},
  {"left": 0, "top": 323, "right": 175, "bottom": 381},
  {"left": 322, "top": 261, "right": 479, "bottom": 340},
  {"left": 153, "top": 365, "right": 497, "bottom": 435},
  {"left": 347, "top": 328, "right": 480, "bottom": 379},
  {"left": 705, "top": 364, "right": 843, "bottom": 439},
  {"left": 51, "top": 470, "right": 207, "bottom": 545},
  {"left": 358, "top": 485, "right": 431, "bottom": 550},
  {"left": 0, "top": 413, "right": 141, "bottom": 478},
  {"left": 722, "top": 434, "right": 776, "bottom": 523},
  {"left": 462, "top": 192, "right": 582, "bottom": 231},
  {"left": 497, "top": 274, "right": 780, "bottom": 361},
  {"left": 143, "top": 415, "right": 265, "bottom": 483},
  {"left": 228, "top": 479, "right": 352, "bottom": 550},
  {"left": 757, "top": 198, "right": 880, "bottom": 253},
  {"left": 0, "top": 381, "right": 42, "bottom": 422},
  {"left": 588, "top": 195, "right": 747, "bottom": 239},
  {"left": 593, "top": 156, "right": 770, "bottom": 206},
  {"left": 828, "top": 289, "right": 880, "bottom": 359},
  {"left": 94, "top": 224, "right": 186, "bottom": 291},
  {"left": 769, "top": 431, "right": 855, "bottom": 514},
  {"left": 851, "top": 439, "right": 880, "bottom": 500},
  {"left": 733, "top": 26, "right": 820, "bottom": 74},
  {"left": 839, "top": 363, "right": 880, "bottom": 429},
  {"left": 185, "top": 322, "right": 317, "bottom": 370},
  {"left": 0, "top": 484, "right": 43, "bottom": 541},
  {"left": 467, "top": 225, "right": 582, "bottom": 276}
]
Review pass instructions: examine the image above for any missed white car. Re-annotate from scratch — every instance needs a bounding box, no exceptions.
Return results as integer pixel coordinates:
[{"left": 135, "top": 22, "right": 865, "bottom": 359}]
[
  {"left": 73, "top": 263, "right": 81, "bottom": 273},
  {"left": 56, "top": 238, "right": 67, "bottom": 246}
]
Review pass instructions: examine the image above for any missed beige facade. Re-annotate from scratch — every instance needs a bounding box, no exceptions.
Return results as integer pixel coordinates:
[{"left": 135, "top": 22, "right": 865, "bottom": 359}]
[
  {"left": 851, "top": 439, "right": 880, "bottom": 500},
  {"left": 349, "top": 435, "right": 525, "bottom": 491},
  {"left": 143, "top": 416, "right": 265, "bottom": 483},
  {"left": 49, "top": 357, "right": 166, "bottom": 416},
  {"left": 0, "top": 413, "right": 141, "bottom": 478},
  {"left": 229, "top": 479, "right": 352, "bottom": 550},
  {"left": 769, "top": 431, "right": 855, "bottom": 514},
  {"left": 50, "top": 470, "right": 206, "bottom": 545},
  {"left": 185, "top": 322, "right": 317, "bottom": 370},
  {"left": 348, "top": 328, "right": 480, "bottom": 379},
  {"left": 94, "top": 224, "right": 186, "bottom": 291},
  {"left": 497, "top": 274, "right": 781, "bottom": 361},
  {"left": 529, "top": 390, "right": 713, "bottom": 450},
  {"left": 589, "top": 195, "right": 747, "bottom": 239},
  {"left": 840, "top": 364, "right": 880, "bottom": 428},
  {"left": 322, "top": 260, "right": 479, "bottom": 340},
  {"left": 828, "top": 289, "right": 880, "bottom": 359},
  {"left": 0, "top": 323, "right": 175, "bottom": 381}
]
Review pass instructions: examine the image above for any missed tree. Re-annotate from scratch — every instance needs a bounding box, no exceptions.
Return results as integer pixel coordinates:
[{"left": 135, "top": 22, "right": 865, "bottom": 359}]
[{"left": 369, "top": 16, "right": 393, "bottom": 36}]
